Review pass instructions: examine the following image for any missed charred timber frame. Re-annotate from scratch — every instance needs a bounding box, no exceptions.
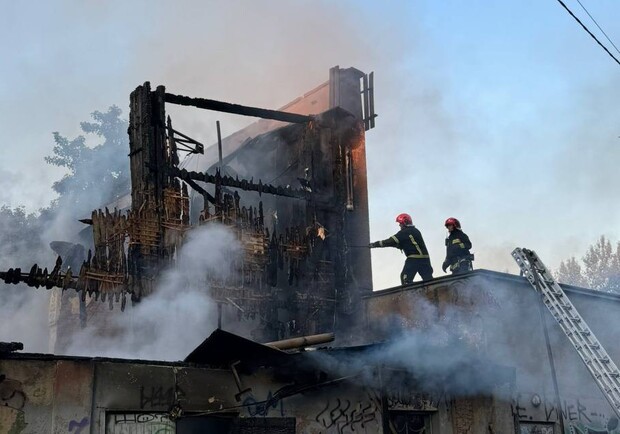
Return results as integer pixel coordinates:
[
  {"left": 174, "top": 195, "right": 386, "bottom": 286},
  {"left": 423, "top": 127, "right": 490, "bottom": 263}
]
[
  {"left": 164, "top": 92, "right": 313, "bottom": 123},
  {"left": 127, "top": 82, "right": 321, "bottom": 305},
  {"left": 167, "top": 167, "right": 310, "bottom": 200},
  {"left": 126, "top": 83, "right": 170, "bottom": 300},
  {"left": 0, "top": 83, "right": 318, "bottom": 305},
  {"left": 0, "top": 78, "right": 373, "bottom": 341}
]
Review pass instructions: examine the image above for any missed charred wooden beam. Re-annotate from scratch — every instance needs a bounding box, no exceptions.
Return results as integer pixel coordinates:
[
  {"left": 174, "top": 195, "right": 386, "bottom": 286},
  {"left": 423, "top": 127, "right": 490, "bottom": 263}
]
[
  {"left": 164, "top": 92, "right": 312, "bottom": 124},
  {"left": 168, "top": 166, "right": 310, "bottom": 200},
  {"left": 167, "top": 119, "right": 204, "bottom": 155},
  {"left": 0, "top": 266, "right": 78, "bottom": 291},
  {"left": 183, "top": 176, "right": 216, "bottom": 204}
]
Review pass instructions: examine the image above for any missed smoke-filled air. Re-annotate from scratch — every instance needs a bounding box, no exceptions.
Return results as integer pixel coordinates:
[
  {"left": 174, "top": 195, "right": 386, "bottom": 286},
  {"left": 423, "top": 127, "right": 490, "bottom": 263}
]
[
  {"left": 1, "top": 0, "right": 620, "bottom": 356},
  {"left": 65, "top": 224, "right": 239, "bottom": 361}
]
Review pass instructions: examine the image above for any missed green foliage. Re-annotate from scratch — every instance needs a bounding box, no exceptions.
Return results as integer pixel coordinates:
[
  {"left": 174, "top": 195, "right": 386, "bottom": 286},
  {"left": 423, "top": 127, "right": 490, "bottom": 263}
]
[
  {"left": 0, "top": 205, "right": 47, "bottom": 264},
  {"left": 556, "top": 235, "right": 620, "bottom": 292},
  {"left": 556, "top": 256, "right": 586, "bottom": 288},
  {"left": 0, "top": 106, "right": 130, "bottom": 263},
  {"left": 44, "top": 106, "right": 130, "bottom": 215}
]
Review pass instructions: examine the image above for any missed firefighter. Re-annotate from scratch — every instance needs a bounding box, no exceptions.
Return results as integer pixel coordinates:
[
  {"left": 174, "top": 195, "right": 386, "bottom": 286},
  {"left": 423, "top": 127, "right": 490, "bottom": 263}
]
[
  {"left": 442, "top": 217, "right": 473, "bottom": 274},
  {"left": 369, "top": 213, "right": 433, "bottom": 284}
]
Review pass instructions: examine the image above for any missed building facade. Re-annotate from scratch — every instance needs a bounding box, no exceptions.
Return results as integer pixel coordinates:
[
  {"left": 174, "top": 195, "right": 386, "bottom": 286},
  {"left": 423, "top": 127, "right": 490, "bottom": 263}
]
[
  {"left": 0, "top": 328, "right": 514, "bottom": 434},
  {"left": 366, "top": 270, "right": 620, "bottom": 434}
]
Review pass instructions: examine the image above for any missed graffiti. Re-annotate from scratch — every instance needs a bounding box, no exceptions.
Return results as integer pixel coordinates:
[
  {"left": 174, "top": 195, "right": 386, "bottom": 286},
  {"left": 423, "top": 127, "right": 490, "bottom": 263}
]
[
  {"left": 243, "top": 390, "right": 285, "bottom": 417},
  {"left": 0, "top": 376, "right": 26, "bottom": 410},
  {"left": 107, "top": 413, "right": 175, "bottom": 434},
  {"left": 389, "top": 412, "right": 430, "bottom": 434},
  {"left": 386, "top": 389, "right": 441, "bottom": 410},
  {"left": 566, "top": 419, "right": 620, "bottom": 434},
  {"left": 68, "top": 417, "right": 89, "bottom": 434},
  {"left": 0, "top": 410, "right": 27, "bottom": 434},
  {"left": 519, "top": 423, "right": 554, "bottom": 434},
  {"left": 0, "top": 376, "right": 27, "bottom": 433},
  {"left": 112, "top": 413, "right": 173, "bottom": 424},
  {"left": 513, "top": 398, "right": 528, "bottom": 420},
  {"left": 32, "top": 387, "right": 46, "bottom": 398},
  {"left": 139, "top": 385, "right": 185, "bottom": 409},
  {"left": 513, "top": 394, "right": 620, "bottom": 434},
  {"left": 314, "top": 397, "right": 379, "bottom": 433},
  {"left": 514, "top": 397, "right": 612, "bottom": 425}
]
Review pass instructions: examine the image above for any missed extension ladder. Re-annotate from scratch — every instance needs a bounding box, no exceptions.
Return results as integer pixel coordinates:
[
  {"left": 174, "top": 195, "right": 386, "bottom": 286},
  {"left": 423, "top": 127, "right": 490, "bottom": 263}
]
[{"left": 512, "top": 248, "right": 620, "bottom": 418}]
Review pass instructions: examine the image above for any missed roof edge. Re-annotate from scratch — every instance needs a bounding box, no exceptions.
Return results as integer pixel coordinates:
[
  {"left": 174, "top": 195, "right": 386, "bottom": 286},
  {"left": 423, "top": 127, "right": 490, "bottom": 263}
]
[{"left": 366, "top": 269, "right": 620, "bottom": 302}]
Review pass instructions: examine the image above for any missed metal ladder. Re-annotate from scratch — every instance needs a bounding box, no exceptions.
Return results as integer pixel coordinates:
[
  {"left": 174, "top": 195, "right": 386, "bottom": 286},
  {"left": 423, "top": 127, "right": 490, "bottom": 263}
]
[{"left": 512, "top": 247, "right": 620, "bottom": 418}]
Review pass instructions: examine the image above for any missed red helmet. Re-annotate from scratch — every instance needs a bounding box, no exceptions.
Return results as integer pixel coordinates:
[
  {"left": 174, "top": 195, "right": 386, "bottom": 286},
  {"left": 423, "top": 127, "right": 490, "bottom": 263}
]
[
  {"left": 396, "top": 213, "right": 412, "bottom": 226},
  {"left": 445, "top": 217, "right": 461, "bottom": 229}
]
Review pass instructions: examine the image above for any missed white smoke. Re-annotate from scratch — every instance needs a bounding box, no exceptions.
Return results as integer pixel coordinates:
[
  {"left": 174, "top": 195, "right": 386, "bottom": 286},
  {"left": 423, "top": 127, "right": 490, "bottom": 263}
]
[
  {"left": 0, "top": 107, "right": 129, "bottom": 353},
  {"left": 64, "top": 224, "right": 240, "bottom": 361},
  {"left": 307, "top": 292, "right": 513, "bottom": 397},
  {"left": 303, "top": 282, "right": 587, "bottom": 399},
  {"left": 0, "top": 207, "right": 54, "bottom": 353},
  {"left": 0, "top": 288, "right": 51, "bottom": 353},
  {"left": 2, "top": 2, "right": 619, "bottom": 371}
]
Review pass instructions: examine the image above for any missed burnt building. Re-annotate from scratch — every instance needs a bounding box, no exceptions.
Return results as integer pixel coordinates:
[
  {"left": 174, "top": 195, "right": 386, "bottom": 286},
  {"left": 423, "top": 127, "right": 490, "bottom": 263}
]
[
  {"left": 3, "top": 67, "right": 620, "bottom": 434},
  {"left": 2, "top": 66, "right": 376, "bottom": 347},
  {"left": 365, "top": 270, "right": 620, "bottom": 434},
  {"left": 0, "top": 328, "right": 514, "bottom": 434},
  {"left": 4, "top": 270, "right": 620, "bottom": 433}
]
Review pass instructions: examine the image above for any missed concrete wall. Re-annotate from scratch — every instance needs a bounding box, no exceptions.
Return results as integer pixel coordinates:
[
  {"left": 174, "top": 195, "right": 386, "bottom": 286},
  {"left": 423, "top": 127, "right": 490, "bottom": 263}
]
[
  {"left": 365, "top": 270, "right": 620, "bottom": 434},
  {"left": 0, "top": 359, "right": 93, "bottom": 434},
  {"left": 0, "top": 354, "right": 514, "bottom": 434}
]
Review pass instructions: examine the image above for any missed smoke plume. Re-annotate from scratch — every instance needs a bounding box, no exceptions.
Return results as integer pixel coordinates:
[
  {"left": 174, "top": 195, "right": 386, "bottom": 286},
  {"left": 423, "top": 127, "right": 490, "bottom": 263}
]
[
  {"left": 305, "top": 280, "right": 605, "bottom": 401},
  {"left": 64, "top": 224, "right": 239, "bottom": 361},
  {"left": 0, "top": 207, "right": 54, "bottom": 352},
  {"left": 2, "top": 1, "right": 620, "bottom": 355}
]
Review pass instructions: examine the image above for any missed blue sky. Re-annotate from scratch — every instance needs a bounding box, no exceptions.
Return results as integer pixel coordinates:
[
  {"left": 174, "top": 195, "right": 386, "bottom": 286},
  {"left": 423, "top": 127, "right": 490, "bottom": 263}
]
[{"left": 1, "top": 0, "right": 619, "bottom": 289}]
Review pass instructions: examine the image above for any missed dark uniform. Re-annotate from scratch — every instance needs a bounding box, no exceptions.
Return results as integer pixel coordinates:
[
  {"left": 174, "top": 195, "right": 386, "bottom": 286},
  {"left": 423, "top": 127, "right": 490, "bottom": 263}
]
[
  {"left": 371, "top": 225, "right": 433, "bottom": 284},
  {"left": 443, "top": 229, "right": 473, "bottom": 274}
]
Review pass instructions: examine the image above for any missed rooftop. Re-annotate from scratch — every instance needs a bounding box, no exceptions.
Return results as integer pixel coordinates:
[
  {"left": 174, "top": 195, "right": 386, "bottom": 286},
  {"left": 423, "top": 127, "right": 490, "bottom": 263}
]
[{"left": 367, "top": 268, "right": 620, "bottom": 303}]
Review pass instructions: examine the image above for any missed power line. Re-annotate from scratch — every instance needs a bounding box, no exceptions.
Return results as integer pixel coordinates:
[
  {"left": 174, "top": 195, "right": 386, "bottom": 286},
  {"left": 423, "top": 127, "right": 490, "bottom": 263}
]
[
  {"left": 575, "top": 0, "right": 620, "bottom": 56},
  {"left": 554, "top": 0, "right": 620, "bottom": 67}
]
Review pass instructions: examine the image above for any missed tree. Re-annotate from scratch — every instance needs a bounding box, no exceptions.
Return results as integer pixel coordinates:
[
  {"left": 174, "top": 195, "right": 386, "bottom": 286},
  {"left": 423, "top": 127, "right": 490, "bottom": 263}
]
[
  {"left": 556, "top": 235, "right": 620, "bottom": 292},
  {"left": 0, "top": 106, "right": 132, "bottom": 353},
  {"left": 0, "top": 205, "right": 52, "bottom": 353},
  {"left": 556, "top": 256, "right": 586, "bottom": 288},
  {"left": 583, "top": 236, "right": 613, "bottom": 290},
  {"left": 0, "top": 106, "right": 131, "bottom": 262},
  {"left": 0, "top": 206, "right": 47, "bottom": 265},
  {"left": 45, "top": 106, "right": 130, "bottom": 216}
]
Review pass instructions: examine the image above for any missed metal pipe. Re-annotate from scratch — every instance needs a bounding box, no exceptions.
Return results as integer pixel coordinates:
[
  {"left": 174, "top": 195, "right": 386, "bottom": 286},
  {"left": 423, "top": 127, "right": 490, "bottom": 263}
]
[{"left": 264, "top": 333, "right": 335, "bottom": 350}]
